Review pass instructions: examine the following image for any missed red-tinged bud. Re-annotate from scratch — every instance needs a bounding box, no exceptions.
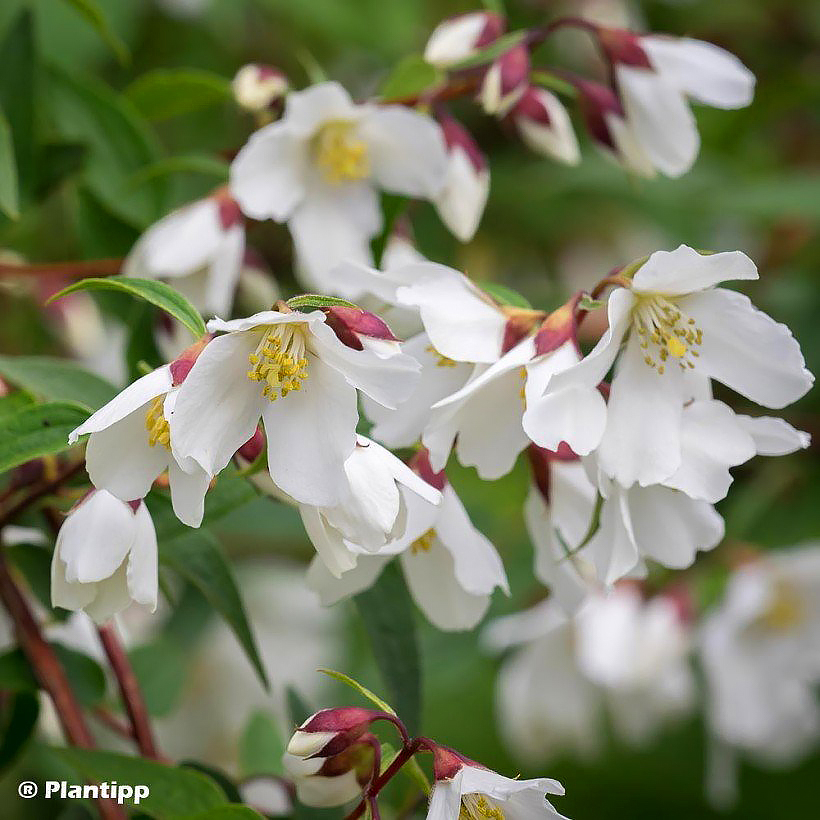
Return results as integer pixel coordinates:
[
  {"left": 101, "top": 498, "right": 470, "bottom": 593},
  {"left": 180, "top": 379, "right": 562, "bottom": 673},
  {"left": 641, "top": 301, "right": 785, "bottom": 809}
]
[
  {"left": 509, "top": 86, "right": 580, "bottom": 165},
  {"left": 126, "top": 499, "right": 143, "bottom": 513},
  {"left": 284, "top": 740, "right": 375, "bottom": 808},
  {"left": 574, "top": 79, "right": 625, "bottom": 152},
  {"left": 533, "top": 294, "right": 581, "bottom": 356},
  {"left": 408, "top": 448, "right": 447, "bottom": 492},
  {"left": 424, "top": 12, "right": 505, "bottom": 68},
  {"left": 596, "top": 27, "right": 652, "bottom": 68},
  {"left": 500, "top": 306, "right": 546, "bottom": 354},
  {"left": 169, "top": 334, "right": 212, "bottom": 386},
  {"left": 427, "top": 742, "right": 480, "bottom": 781},
  {"left": 440, "top": 117, "right": 486, "bottom": 172},
  {"left": 237, "top": 426, "right": 265, "bottom": 463},
  {"left": 479, "top": 43, "right": 530, "bottom": 116},
  {"left": 662, "top": 583, "right": 696, "bottom": 625},
  {"left": 323, "top": 306, "right": 399, "bottom": 351},
  {"left": 286, "top": 708, "right": 381, "bottom": 759},
  {"left": 232, "top": 63, "right": 289, "bottom": 112},
  {"left": 527, "top": 443, "right": 580, "bottom": 502},
  {"left": 212, "top": 188, "right": 243, "bottom": 230}
]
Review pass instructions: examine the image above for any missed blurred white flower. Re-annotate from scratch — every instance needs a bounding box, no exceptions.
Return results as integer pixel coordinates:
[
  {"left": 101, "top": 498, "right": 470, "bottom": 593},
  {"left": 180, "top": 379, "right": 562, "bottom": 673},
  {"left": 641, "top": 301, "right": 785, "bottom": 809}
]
[
  {"left": 169, "top": 307, "right": 419, "bottom": 506},
  {"left": 484, "top": 586, "right": 695, "bottom": 763},
  {"left": 70, "top": 358, "right": 211, "bottom": 528},
  {"left": 423, "top": 12, "right": 504, "bottom": 68},
  {"left": 51, "top": 492, "right": 157, "bottom": 624},
  {"left": 510, "top": 87, "right": 580, "bottom": 165},
  {"left": 230, "top": 82, "right": 447, "bottom": 292},
  {"left": 123, "top": 191, "right": 245, "bottom": 317},
  {"left": 232, "top": 64, "right": 288, "bottom": 113},
  {"left": 535, "top": 245, "right": 813, "bottom": 486},
  {"left": 307, "top": 452, "right": 508, "bottom": 631},
  {"left": 700, "top": 545, "right": 820, "bottom": 806}
]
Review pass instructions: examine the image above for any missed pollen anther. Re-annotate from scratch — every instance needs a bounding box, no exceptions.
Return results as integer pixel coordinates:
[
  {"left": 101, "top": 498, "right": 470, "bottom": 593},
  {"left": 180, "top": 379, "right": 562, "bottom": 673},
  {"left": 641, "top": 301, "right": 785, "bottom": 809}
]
[
  {"left": 145, "top": 395, "right": 171, "bottom": 449},
  {"left": 248, "top": 325, "right": 309, "bottom": 400}
]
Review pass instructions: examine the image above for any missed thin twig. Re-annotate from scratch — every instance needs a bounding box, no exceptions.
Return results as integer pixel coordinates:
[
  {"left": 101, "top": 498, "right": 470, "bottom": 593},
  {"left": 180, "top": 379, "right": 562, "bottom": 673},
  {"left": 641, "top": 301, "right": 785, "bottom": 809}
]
[
  {"left": 97, "top": 623, "right": 161, "bottom": 760},
  {"left": 92, "top": 706, "right": 135, "bottom": 739},
  {"left": 0, "top": 258, "right": 123, "bottom": 279},
  {"left": 0, "top": 459, "right": 85, "bottom": 530}
]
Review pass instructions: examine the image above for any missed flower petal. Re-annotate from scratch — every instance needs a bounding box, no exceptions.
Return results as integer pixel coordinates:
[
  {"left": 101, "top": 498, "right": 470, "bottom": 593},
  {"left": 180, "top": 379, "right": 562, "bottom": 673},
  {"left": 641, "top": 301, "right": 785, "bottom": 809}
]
[
  {"left": 358, "top": 106, "right": 448, "bottom": 198},
  {"left": 203, "top": 223, "right": 245, "bottom": 317},
  {"left": 300, "top": 507, "right": 359, "bottom": 578},
  {"left": 167, "top": 459, "right": 211, "bottom": 528},
  {"left": 305, "top": 553, "right": 387, "bottom": 603},
  {"left": 262, "top": 354, "right": 358, "bottom": 506},
  {"left": 126, "top": 503, "right": 158, "bottom": 609},
  {"left": 738, "top": 415, "right": 811, "bottom": 456},
  {"left": 631, "top": 245, "right": 758, "bottom": 297},
  {"left": 586, "top": 490, "right": 640, "bottom": 585},
  {"left": 678, "top": 287, "right": 814, "bottom": 408},
  {"left": 283, "top": 82, "right": 360, "bottom": 137},
  {"left": 434, "top": 150, "right": 489, "bottom": 241}
]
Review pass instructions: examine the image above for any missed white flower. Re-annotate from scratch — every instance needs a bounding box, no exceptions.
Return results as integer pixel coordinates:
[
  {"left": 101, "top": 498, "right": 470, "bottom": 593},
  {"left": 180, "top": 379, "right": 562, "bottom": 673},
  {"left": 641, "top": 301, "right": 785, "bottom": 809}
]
[
  {"left": 510, "top": 87, "right": 580, "bottom": 165},
  {"left": 69, "top": 360, "right": 211, "bottom": 528},
  {"left": 484, "top": 586, "right": 695, "bottom": 763},
  {"left": 298, "top": 435, "right": 442, "bottom": 577},
  {"left": 600, "top": 29, "right": 755, "bottom": 176},
  {"left": 423, "top": 12, "right": 504, "bottom": 68},
  {"left": 123, "top": 191, "right": 245, "bottom": 316},
  {"left": 230, "top": 82, "right": 448, "bottom": 291},
  {"left": 535, "top": 245, "right": 813, "bottom": 487},
  {"left": 699, "top": 545, "right": 820, "bottom": 804},
  {"left": 168, "top": 306, "right": 419, "bottom": 506},
  {"left": 434, "top": 117, "right": 490, "bottom": 242},
  {"left": 426, "top": 754, "right": 566, "bottom": 820},
  {"left": 51, "top": 491, "right": 158, "bottom": 624},
  {"left": 282, "top": 751, "right": 365, "bottom": 808},
  {"left": 307, "top": 455, "right": 509, "bottom": 631},
  {"left": 232, "top": 63, "right": 288, "bottom": 112}
]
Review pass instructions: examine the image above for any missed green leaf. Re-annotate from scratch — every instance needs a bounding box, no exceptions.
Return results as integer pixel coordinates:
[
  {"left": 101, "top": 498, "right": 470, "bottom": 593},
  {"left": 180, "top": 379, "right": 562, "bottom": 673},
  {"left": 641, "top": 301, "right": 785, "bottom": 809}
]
[
  {"left": 56, "top": 748, "right": 228, "bottom": 818},
  {"left": 0, "top": 645, "right": 106, "bottom": 707},
  {"left": 0, "top": 355, "right": 118, "bottom": 411},
  {"left": 318, "top": 668, "right": 395, "bottom": 715},
  {"left": 48, "top": 276, "right": 206, "bottom": 338},
  {"left": 35, "top": 140, "right": 89, "bottom": 197},
  {"left": 481, "top": 282, "right": 532, "bottom": 309},
  {"left": 60, "top": 0, "right": 129, "bottom": 65},
  {"left": 239, "top": 711, "right": 285, "bottom": 778},
  {"left": 130, "top": 154, "right": 229, "bottom": 188},
  {"left": 0, "top": 401, "right": 88, "bottom": 473},
  {"left": 129, "top": 640, "right": 186, "bottom": 717},
  {"left": 286, "top": 686, "right": 312, "bottom": 726},
  {"left": 0, "top": 691, "right": 39, "bottom": 774},
  {"left": 530, "top": 70, "right": 577, "bottom": 98},
  {"left": 181, "top": 762, "right": 242, "bottom": 804},
  {"left": 0, "top": 108, "right": 19, "bottom": 218},
  {"left": 48, "top": 66, "right": 166, "bottom": 227},
  {"left": 160, "top": 530, "right": 269, "bottom": 690},
  {"left": 125, "top": 69, "right": 232, "bottom": 122},
  {"left": 354, "top": 563, "right": 421, "bottom": 735},
  {"left": 0, "top": 391, "right": 33, "bottom": 422},
  {"left": 182, "top": 808, "right": 265, "bottom": 820},
  {"left": 287, "top": 294, "right": 359, "bottom": 310},
  {"left": 0, "top": 10, "right": 35, "bottom": 202},
  {"left": 449, "top": 30, "right": 526, "bottom": 70},
  {"left": 380, "top": 55, "right": 445, "bottom": 101}
]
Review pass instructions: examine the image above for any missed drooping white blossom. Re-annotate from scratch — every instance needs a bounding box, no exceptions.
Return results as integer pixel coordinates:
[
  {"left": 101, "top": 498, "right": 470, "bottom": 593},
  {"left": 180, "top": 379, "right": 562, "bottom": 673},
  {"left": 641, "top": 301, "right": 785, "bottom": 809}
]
[
  {"left": 169, "top": 306, "right": 419, "bottom": 507},
  {"left": 123, "top": 191, "right": 245, "bottom": 317},
  {"left": 423, "top": 12, "right": 504, "bottom": 68},
  {"left": 230, "top": 82, "right": 448, "bottom": 292},
  {"left": 51, "top": 491, "right": 158, "bottom": 624},
  {"left": 510, "top": 87, "right": 580, "bottom": 165},
  {"left": 69, "top": 353, "right": 212, "bottom": 528}
]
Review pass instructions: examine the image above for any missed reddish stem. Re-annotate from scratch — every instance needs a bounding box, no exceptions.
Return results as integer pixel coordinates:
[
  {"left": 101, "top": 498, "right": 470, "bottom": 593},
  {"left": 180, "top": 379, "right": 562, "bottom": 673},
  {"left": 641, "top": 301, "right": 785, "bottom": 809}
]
[
  {"left": 97, "top": 623, "right": 161, "bottom": 760},
  {"left": 0, "top": 459, "right": 85, "bottom": 530}
]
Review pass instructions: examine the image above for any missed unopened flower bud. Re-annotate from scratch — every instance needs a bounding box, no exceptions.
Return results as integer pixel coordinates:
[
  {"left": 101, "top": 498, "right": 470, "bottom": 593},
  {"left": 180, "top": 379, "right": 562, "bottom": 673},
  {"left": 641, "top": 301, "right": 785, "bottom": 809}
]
[
  {"left": 479, "top": 44, "right": 530, "bottom": 116},
  {"left": 232, "top": 63, "right": 289, "bottom": 112},
  {"left": 322, "top": 306, "right": 400, "bottom": 353},
  {"left": 169, "top": 334, "right": 212, "bottom": 386},
  {"left": 533, "top": 294, "right": 581, "bottom": 356},
  {"left": 510, "top": 87, "right": 580, "bottom": 165},
  {"left": 596, "top": 26, "right": 652, "bottom": 68},
  {"left": 434, "top": 117, "right": 489, "bottom": 242},
  {"left": 287, "top": 707, "right": 379, "bottom": 759},
  {"left": 424, "top": 12, "right": 504, "bottom": 68}
]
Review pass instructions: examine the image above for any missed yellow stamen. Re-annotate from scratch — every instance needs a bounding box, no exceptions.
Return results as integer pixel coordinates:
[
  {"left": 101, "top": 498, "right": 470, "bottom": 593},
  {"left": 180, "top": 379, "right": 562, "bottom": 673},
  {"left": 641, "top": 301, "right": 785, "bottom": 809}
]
[
  {"left": 314, "top": 121, "right": 369, "bottom": 184},
  {"left": 757, "top": 581, "right": 805, "bottom": 631},
  {"left": 460, "top": 795, "right": 505, "bottom": 820},
  {"left": 632, "top": 295, "right": 703, "bottom": 374},
  {"left": 248, "top": 324, "right": 309, "bottom": 400},
  {"left": 411, "top": 529, "right": 435, "bottom": 554},
  {"left": 145, "top": 395, "right": 171, "bottom": 449},
  {"left": 426, "top": 345, "right": 457, "bottom": 368}
]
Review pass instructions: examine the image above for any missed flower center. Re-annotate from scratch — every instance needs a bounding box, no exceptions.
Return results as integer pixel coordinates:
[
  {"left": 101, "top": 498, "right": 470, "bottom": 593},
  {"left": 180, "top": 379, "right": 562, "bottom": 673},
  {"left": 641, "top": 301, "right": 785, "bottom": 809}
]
[
  {"left": 632, "top": 295, "right": 703, "bottom": 375},
  {"left": 410, "top": 529, "right": 435, "bottom": 554},
  {"left": 757, "top": 580, "right": 805, "bottom": 632},
  {"left": 247, "top": 324, "right": 309, "bottom": 400},
  {"left": 460, "top": 795, "right": 505, "bottom": 820},
  {"left": 426, "top": 345, "right": 458, "bottom": 368},
  {"left": 145, "top": 395, "right": 170, "bottom": 449},
  {"left": 314, "top": 121, "right": 370, "bottom": 184}
]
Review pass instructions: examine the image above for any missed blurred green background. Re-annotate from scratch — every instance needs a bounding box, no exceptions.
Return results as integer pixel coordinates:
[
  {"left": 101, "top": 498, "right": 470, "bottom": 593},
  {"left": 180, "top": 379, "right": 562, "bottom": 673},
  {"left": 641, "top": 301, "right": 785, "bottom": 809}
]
[{"left": 1, "top": 0, "right": 819, "bottom": 818}]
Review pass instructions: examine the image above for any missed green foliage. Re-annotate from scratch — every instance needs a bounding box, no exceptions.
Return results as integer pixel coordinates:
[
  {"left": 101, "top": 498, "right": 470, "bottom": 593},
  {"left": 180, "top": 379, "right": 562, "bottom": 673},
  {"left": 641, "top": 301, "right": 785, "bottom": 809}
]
[
  {"left": 481, "top": 282, "right": 533, "bottom": 309},
  {"left": 125, "top": 69, "right": 233, "bottom": 122},
  {"left": 318, "top": 667, "right": 396, "bottom": 715},
  {"left": 0, "top": 109, "right": 19, "bottom": 219},
  {"left": 56, "top": 748, "right": 230, "bottom": 818},
  {"left": 448, "top": 30, "right": 526, "bottom": 70},
  {"left": 49, "top": 276, "right": 207, "bottom": 338},
  {"left": 0, "top": 354, "right": 118, "bottom": 410},
  {"left": 0, "top": 691, "right": 39, "bottom": 774},
  {"left": 287, "top": 294, "right": 359, "bottom": 310},
  {"left": 380, "top": 55, "right": 445, "bottom": 100},
  {"left": 160, "top": 530, "right": 270, "bottom": 691},
  {"left": 129, "top": 640, "right": 187, "bottom": 717},
  {"left": 238, "top": 711, "right": 285, "bottom": 778},
  {"left": 354, "top": 563, "right": 421, "bottom": 735},
  {"left": 60, "top": 0, "right": 129, "bottom": 65},
  {"left": 0, "top": 401, "right": 88, "bottom": 472}
]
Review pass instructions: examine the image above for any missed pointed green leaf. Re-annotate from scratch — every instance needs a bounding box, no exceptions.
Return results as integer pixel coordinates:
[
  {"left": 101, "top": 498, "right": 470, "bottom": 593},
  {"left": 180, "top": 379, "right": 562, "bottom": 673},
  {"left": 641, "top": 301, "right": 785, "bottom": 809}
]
[
  {"left": 481, "top": 282, "right": 532, "bottom": 309},
  {"left": 182, "top": 808, "right": 265, "bottom": 820},
  {"left": 60, "top": 0, "right": 129, "bottom": 65},
  {"left": 448, "top": 30, "right": 526, "bottom": 70},
  {"left": 0, "top": 355, "right": 118, "bottom": 411},
  {"left": 160, "top": 531, "right": 270, "bottom": 690},
  {"left": 130, "top": 154, "right": 229, "bottom": 188},
  {"left": 318, "top": 668, "right": 395, "bottom": 715},
  {"left": 287, "top": 294, "right": 359, "bottom": 310},
  {"left": 380, "top": 55, "right": 444, "bottom": 101},
  {"left": 48, "top": 276, "right": 206, "bottom": 339},
  {"left": 239, "top": 711, "right": 285, "bottom": 778},
  {"left": 0, "top": 109, "right": 19, "bottom": 218},
  {"left": 125, "top": 69, "right": 232, "bottom": 122},
  {"left": 0, "top": 401, "right": 88, "bottom": 473},
  {"left": 55, "top": 748, "right": 229, "bottom": 818}
]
